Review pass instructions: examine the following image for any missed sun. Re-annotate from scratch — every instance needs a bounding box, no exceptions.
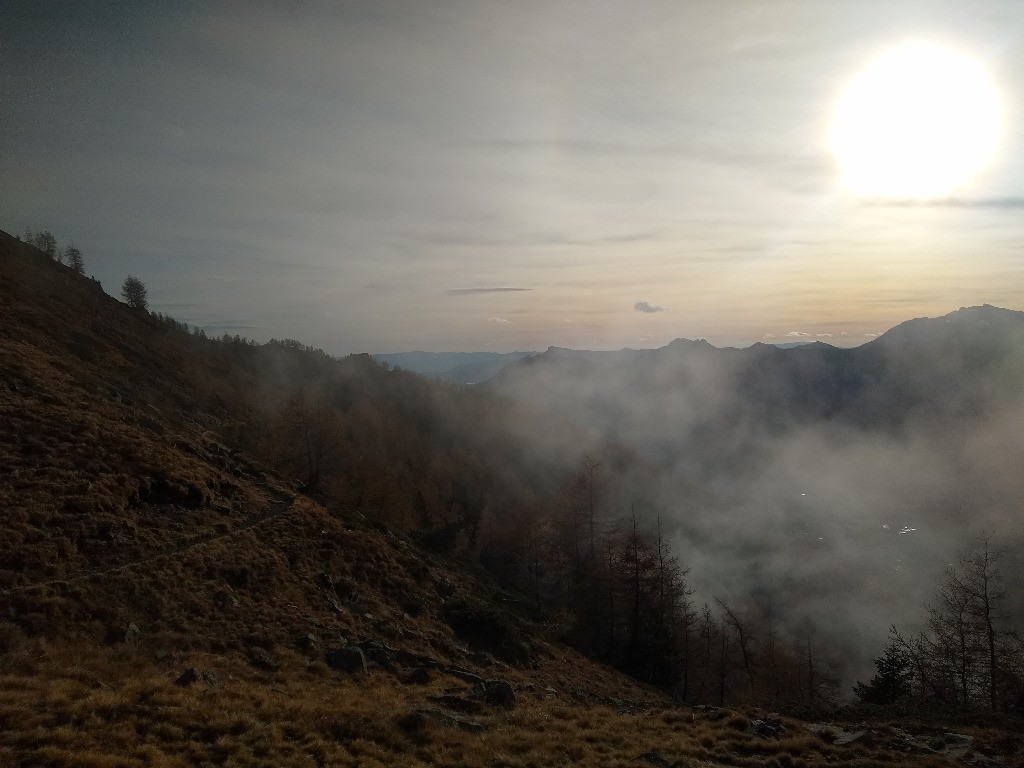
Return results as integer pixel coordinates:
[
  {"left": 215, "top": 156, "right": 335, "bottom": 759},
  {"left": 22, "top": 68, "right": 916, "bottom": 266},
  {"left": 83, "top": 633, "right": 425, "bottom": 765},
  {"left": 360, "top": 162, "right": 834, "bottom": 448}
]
[{"left": 829, "top": 41, "right": 1003, "bottom": 199}]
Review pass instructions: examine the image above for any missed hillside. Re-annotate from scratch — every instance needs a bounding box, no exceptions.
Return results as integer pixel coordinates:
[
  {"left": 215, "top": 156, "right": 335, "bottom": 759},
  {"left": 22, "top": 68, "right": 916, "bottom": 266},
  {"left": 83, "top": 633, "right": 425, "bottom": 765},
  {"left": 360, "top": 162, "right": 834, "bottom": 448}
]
[{"left": 2, "top": 228, "right": 1023, "bottom": 766}]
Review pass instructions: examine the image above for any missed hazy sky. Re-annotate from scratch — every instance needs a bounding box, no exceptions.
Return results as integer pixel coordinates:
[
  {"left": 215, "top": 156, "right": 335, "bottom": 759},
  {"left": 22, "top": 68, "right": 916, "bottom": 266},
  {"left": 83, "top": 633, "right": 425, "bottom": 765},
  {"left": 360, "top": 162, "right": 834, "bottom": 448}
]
[{"left": 3, "top": 1, "right": 1023, "bottom": 353}]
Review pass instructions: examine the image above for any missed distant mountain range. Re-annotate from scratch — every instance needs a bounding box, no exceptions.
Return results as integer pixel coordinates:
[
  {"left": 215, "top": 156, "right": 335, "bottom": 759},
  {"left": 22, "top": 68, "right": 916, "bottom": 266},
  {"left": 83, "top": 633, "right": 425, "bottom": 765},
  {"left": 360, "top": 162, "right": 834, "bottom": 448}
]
[
  {"left": 372, "top": 350, "right": 536, "bottom": 383},
  {"left": 488, "top": 305, "right": 1024, "bottom": 462},
  {"left": 484, "top": 304, "right": 1024, "bottom": 669}
]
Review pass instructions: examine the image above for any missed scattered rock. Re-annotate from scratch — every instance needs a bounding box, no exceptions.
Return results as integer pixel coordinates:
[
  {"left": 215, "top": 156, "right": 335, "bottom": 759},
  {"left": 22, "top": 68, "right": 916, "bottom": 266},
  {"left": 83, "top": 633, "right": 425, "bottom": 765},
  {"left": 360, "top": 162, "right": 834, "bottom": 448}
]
[
  {"left": 835, "top": 730, "right": 874, "bottom": 747},
  {"left": 403, "top": 666, "right": 433, "bottom": 685},
  {"left": 476, "top": 679, "right": 515, "bottom": 708},
  {"left": 748, "top": 718, "right": 786, "bottom": 738},
  {"left": 402, "top": 708, "right": 484, "bottom": 733},
  {"left": 434, "top": 664, "right": 485, "bottom": 685},
  {"left": 137, "top": 415, "right": 164, "bottom": 435},
  {"left": 693, "top": 705, "right": 725, "bottom": 721},
  {"left": 124, "top": 623, "right": 141, "bottom": 645},
  {"left": 295, "top": 633, "right": 317, "bottom": 652},
  {"left": 176, "top": 667, "right": 202, "bottom": 686},
  {"left": 428, "top": 693, "right": 482, "bottom": 714},
  {"left": 400, "top": 595, "right": 425, "bottom": 617},
  {"left": 325, "top": 646, "right": 367, "bottom": 674},
  {"left": 213, "top": 589, "right": 240, "bottom": 610},
  {"left": 359, "top": 641, "right": 396, "bottom": 669},
  {"left": 894, "top": 728, "right": 940, "bottom": 755},
  {"left": 940, "top": 732, "right": 973, "bottom": 759},
  {"left": 249, "top": 648, "right": 279, "bottom": 673}
]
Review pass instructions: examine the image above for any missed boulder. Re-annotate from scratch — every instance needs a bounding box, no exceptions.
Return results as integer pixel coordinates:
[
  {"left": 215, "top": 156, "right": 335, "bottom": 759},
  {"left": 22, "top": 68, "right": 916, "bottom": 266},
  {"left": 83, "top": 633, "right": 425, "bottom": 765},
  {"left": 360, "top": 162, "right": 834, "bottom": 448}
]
[
  {"left": 175, "top": 667, "right": 201, "bottom": 686},
  {"left": 403, "top": 666, "right": 433, "bottom": 685},
  {"left": 124, "top": 623, "right": 142, "bottom": 645},
  {"left": 477, "top": 679, "right": 515, "bottom": 708},
  {"left": 325, "top": 646, "right": 368, "bottom": 674},
  {"left": 175, "top": 667, "right": 217, "bottom": 687},
  {"left": 748, "top": 718, "right": 786, "bottom": 738}
]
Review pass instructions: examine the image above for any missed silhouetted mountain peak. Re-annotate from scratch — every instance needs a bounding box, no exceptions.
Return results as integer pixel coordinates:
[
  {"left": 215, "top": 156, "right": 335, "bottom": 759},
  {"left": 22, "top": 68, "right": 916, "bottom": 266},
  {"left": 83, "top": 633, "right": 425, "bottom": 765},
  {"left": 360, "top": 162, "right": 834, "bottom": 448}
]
[{"left": 666, "top": 337, "right": 714, "bottom": 350}]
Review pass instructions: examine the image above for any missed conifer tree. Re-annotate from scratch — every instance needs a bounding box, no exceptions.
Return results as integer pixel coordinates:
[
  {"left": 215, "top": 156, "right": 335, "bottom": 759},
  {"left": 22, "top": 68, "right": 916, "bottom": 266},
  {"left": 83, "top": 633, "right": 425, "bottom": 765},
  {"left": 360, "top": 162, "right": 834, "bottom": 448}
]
[
  {"left": 121, "top": 275, "right": 149, "bottom": 310},
  {"left": 63, "top": 245, "right": 85, "bottom": 274}
]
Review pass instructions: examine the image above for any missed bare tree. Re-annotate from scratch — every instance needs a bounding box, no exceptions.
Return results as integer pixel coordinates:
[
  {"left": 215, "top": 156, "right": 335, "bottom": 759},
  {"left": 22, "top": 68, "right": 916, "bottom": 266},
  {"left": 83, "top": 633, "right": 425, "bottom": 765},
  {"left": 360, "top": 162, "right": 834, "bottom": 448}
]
[
  {"left": 273, "top": 389, "right": 346, "bottom": 493},
  {"left": 25, "top": 229, "right": 58, "bottom": 258},
  {"left": 879, "top": 537, "right": 1018, "bottom": 710},
  {"left": 716, "top": 597, "right": 755, "bottom": 694},
  {"left": 947, "top": 537, "right": 1007, "bottom": 709}
]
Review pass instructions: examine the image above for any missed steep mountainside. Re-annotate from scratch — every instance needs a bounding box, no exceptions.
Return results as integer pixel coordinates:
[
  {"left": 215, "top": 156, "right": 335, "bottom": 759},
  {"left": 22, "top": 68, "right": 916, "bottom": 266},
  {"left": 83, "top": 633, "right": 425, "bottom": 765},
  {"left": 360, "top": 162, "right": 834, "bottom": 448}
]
[{"left": 2, "top": 229, "right": 1021, "bottom": 766}]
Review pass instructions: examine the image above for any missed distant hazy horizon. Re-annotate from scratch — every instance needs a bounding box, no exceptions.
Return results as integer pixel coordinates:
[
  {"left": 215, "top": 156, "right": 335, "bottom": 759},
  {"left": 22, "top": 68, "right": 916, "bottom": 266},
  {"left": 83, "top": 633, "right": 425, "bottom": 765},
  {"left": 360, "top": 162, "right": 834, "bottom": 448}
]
[{"left": 4, "top": 2, "right": 1023, "bottom": 355}]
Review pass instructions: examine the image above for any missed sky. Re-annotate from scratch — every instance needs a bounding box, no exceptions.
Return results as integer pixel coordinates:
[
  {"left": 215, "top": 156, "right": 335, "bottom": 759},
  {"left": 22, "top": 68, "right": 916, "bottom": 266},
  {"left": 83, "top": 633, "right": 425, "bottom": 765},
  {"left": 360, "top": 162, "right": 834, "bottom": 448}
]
[{"left": 3, "top": 1, "right": 1024, "bottom": 354}]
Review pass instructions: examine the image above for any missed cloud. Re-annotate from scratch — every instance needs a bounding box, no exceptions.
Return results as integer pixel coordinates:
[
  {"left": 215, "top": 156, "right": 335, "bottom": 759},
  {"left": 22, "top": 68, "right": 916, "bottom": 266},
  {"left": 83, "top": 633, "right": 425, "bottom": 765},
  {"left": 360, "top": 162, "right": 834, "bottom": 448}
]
[
  {"left": 864, "top": 197, "right": 1024, "bottom": 209},
  {"left": 488, "top": 316, "right": 510, "bottom": 325},
  {"left": 864, "top": 333, "right": 880, "bottom": 338},
  {"left": 816, "top": 333, "right": 833, "bottom": 337},
  {"left": 786, "top": 330, "right": 811, "bottom": 337},
  {"left": 635, "top": 301, "right": 668, "bottom": 313},
  {"left": 445, "top": 287, "right": 530, "bottom": 295},
  {"left": 763, "top": 333, "right": 776, "bottom": 339}
]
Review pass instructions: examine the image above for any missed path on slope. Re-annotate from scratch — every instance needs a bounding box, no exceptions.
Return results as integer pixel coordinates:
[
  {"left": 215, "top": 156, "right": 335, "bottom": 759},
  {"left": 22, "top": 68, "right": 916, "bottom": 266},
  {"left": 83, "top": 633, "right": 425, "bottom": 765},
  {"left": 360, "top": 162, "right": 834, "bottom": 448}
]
[{"left": 1, "top": 495, "right": 296, "bottom": 596}]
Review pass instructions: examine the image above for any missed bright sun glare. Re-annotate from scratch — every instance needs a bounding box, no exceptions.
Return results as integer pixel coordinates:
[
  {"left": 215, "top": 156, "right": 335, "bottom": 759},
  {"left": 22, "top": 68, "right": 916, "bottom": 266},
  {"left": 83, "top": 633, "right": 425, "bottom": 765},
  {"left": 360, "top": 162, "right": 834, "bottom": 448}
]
[{"left": 829, "top": 41, "right": 1003, "bottom": 200}]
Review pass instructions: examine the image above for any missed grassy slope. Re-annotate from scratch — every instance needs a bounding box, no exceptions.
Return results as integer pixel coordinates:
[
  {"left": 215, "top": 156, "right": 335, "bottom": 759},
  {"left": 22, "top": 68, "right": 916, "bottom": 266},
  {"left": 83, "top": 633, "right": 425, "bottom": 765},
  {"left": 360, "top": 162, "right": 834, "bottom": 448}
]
[{"left": 1, "top": 229, "right": 1020, "bottom": 767}]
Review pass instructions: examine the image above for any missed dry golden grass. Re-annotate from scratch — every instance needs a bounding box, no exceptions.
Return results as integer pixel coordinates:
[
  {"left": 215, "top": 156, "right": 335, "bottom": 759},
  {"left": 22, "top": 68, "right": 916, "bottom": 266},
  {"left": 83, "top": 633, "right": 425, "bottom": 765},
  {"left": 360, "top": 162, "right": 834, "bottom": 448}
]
[{"left": 3, "top": 640, "right": 1013, "bottom": 767}]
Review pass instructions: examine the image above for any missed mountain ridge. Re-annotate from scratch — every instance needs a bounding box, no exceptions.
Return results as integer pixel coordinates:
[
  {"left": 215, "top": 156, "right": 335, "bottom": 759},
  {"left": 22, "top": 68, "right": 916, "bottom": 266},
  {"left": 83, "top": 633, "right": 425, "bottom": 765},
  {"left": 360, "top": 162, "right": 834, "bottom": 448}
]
[{"left": 3, "top": 227, "right": 1022, "bottom": 765}]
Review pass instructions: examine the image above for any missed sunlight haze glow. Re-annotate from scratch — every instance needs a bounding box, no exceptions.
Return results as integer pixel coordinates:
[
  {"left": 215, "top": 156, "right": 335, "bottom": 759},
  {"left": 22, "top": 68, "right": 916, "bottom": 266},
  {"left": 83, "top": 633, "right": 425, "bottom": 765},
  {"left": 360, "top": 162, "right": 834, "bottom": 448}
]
[
  {"left": 2, "top": 3, "right": 1023, "bottom": 353},
  {"left": 830, "top": 41, "right": 1003, "bottom": 199}
]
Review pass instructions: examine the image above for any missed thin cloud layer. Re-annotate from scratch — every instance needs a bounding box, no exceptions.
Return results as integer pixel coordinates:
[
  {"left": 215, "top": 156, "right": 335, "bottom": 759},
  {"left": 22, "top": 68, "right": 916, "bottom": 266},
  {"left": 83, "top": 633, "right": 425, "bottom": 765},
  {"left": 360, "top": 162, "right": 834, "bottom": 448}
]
[{"left": 446, "top": 288, "right": 531, "bottom": 295}]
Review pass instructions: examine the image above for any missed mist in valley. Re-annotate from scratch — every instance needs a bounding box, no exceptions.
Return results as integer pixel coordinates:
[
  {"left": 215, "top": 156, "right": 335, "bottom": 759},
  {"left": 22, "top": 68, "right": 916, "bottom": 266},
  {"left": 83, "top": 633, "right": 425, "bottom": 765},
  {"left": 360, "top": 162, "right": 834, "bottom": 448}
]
[{"left": 485, "top": 307, "right": 1024, "bottom": 687}]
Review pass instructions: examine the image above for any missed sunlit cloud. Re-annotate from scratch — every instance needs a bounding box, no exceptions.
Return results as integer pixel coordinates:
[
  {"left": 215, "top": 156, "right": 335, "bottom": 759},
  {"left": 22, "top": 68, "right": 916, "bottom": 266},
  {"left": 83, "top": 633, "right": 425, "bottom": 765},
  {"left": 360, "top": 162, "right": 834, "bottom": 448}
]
[
  {"left": 488, "top": 316, "right": 510, "bottom": 325},
  {"left": 786, "top": 331, "right": 811, "bottom": 337}
]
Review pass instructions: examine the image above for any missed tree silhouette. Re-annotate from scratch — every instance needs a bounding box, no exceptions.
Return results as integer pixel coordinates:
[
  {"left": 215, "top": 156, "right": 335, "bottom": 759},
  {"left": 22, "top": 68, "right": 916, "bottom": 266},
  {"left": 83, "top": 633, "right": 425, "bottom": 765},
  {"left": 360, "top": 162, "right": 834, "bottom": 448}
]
[
  {"left": 63, "top": 245, "right": 85, "bottom": 274},
  {"left": 854, "top": 628, "right": 913, "bottom": 704},
  {"left": 121, "top": 275, "right": 149, "bottom": 311},
  {"left": 24, "top": 229, "right": 58, "bottom": 258}
]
